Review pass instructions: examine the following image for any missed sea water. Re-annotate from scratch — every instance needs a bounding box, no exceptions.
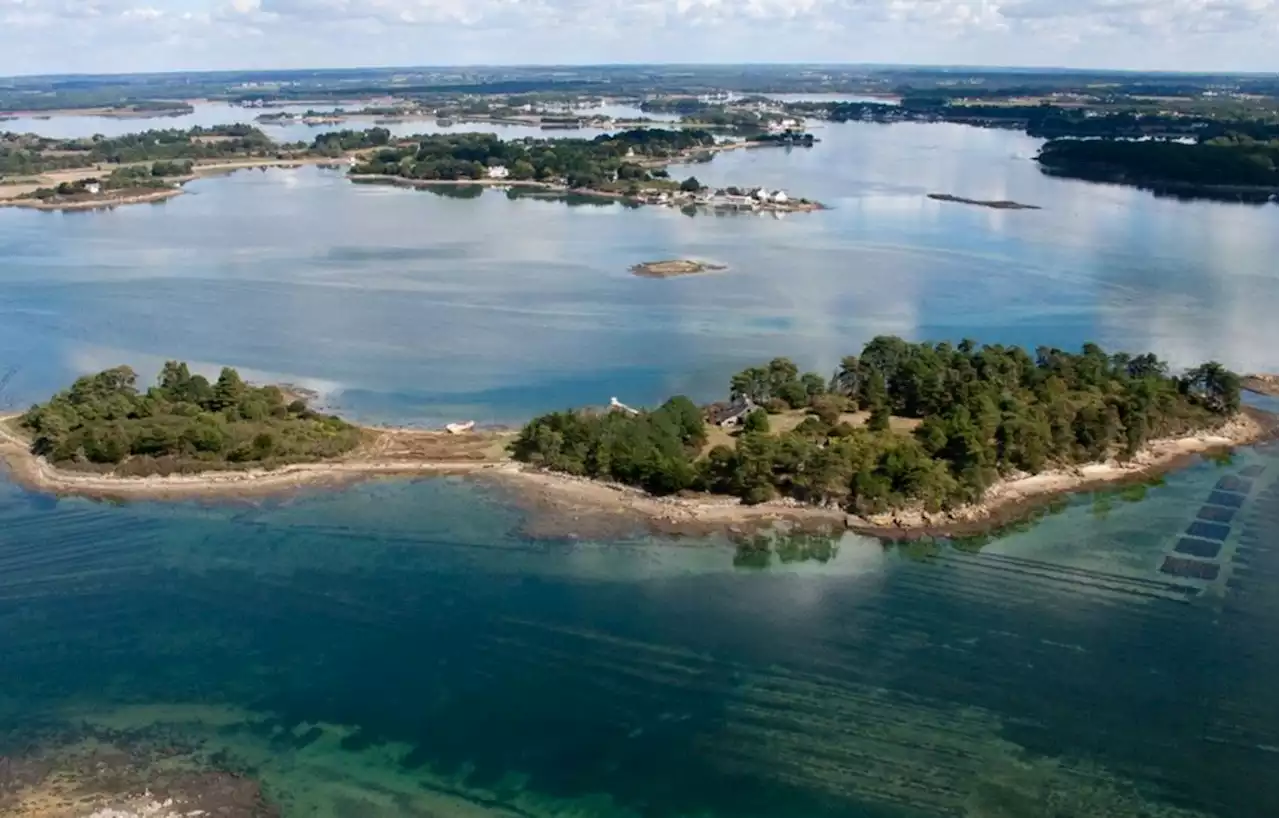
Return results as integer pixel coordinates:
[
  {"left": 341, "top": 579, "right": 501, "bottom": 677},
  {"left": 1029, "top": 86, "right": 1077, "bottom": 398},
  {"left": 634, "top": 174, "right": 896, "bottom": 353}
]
[{"left": 0, "top": 120, "right": 1276, "bottom": 817}]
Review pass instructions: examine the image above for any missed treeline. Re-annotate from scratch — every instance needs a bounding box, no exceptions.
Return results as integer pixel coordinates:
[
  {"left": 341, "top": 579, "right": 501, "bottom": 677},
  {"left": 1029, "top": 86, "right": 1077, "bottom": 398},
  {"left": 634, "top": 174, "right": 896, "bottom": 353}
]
[
  {"left": 511, "top": 337, "right": 1242, "bottom": 514},
  {"left": 1036, "top": 139, "right": 1278, "bottom": 190},
  {"left": 311, "top": 127, "right": 392, "bottom": 155},
  {"left": 24, "top": 160, "right": 194, "bottom": 200},
  {"left": 790, "top": 100, "right": 1276, "bottom": 142},
  {"left": 350, "top": 128, "right": 716, "bottom": 188},
  {"left": 19, "top": 363, "right": 361, "bottom": 476},
  {"left": 2, "top": 125, "right": 287, "bottom": 176}
]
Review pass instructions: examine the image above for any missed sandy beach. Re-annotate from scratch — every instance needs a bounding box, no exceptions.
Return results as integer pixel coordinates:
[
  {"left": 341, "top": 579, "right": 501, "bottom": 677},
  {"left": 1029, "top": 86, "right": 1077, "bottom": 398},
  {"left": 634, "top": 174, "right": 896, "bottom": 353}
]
[
  {"left": 2, "top": 407, "right": 1271, "bottom": 539},
  {"left": 0, "top": 418, "right": 514, "bottom": 502}
]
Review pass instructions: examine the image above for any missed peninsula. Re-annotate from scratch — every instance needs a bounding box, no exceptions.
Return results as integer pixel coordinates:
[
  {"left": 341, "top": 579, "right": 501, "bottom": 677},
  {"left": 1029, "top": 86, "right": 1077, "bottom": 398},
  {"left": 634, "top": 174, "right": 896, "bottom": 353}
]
[
  {"left": 344, "top": 128, "right": 825, "bottom": 213},
  {"left": 1, "top": 345, "right": 1273, "bottom": 540},
  {"left": 1034, "top": 137, "right": 1278, "bottom": 202},
  {"left": 1, "top": 125, "right": 824, "bottom": 213}
]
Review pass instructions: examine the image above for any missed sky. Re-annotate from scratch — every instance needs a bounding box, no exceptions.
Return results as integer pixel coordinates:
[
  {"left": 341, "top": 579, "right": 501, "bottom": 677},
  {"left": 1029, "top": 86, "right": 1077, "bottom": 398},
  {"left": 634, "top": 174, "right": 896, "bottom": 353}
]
[{"left": 0, "top": 0, "right": 1276, "bottom": 76}]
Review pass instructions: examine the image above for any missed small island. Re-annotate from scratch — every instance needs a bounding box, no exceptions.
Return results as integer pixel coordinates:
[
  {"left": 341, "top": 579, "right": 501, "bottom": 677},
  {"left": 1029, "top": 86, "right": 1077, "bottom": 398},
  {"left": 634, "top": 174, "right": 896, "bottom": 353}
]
[
  {"left": 630, "top": 259, "right": 727, "bottom": 278},
  {"left": 928, "top": 193, "right": 1040, "bottom": 210}
]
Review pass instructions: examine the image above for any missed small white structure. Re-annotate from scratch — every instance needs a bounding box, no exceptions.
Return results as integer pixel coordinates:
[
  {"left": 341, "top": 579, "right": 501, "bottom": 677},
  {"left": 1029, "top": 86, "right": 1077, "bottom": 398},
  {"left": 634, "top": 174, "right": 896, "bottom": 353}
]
[
  {"left": 609, "top": 397, "right": 640, "bottom": 416},
  {"left": 85, "top": 182, "right": 101, "bottom": 195},
  {"left": 753, "top": 188, "right": 770, "bottom": 201},
  {"left": 772, "top": 190, "right": 789, "bottom": 204},
  {"left": 445, "top": 420, "right": 476, "bottom": 434},
  {"left": 486, "top": 165, "right": 510, "bottom": 179}
]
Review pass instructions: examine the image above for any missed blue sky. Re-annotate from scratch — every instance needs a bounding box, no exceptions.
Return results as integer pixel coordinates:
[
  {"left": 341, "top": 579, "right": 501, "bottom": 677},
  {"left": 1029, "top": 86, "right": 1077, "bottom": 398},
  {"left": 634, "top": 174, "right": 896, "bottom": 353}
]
[{"left": 1, "top": 0, "right": 1276, "bottom": 76}]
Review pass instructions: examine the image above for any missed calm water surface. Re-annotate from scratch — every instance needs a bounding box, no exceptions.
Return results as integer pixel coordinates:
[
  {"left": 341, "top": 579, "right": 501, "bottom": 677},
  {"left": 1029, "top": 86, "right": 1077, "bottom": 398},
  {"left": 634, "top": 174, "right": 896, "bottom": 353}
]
[{"left": 0, "top": 120, "right": 1276, "bottom": 816}]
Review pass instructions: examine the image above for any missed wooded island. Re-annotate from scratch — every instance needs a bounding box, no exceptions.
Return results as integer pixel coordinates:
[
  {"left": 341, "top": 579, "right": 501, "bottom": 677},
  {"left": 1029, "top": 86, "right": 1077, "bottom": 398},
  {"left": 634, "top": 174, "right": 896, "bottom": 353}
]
[
  {"left": 16, "top": 363, "right": 361, "bottom": 475},
  {"left": 511, "top": 337, "right": 1247, "bottom": 515}
]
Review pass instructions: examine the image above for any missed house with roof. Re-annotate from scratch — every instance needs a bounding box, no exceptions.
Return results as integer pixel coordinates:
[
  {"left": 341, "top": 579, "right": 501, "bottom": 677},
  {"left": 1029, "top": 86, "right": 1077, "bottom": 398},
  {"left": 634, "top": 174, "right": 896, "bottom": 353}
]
[{"left": 706, "top": 396, "right": 758, "bottom": 428}]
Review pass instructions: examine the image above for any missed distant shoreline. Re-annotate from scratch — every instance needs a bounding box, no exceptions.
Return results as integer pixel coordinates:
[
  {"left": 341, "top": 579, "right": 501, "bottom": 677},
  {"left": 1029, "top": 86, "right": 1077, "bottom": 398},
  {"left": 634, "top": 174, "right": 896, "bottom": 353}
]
[{"left": 2, "top": 406, "right": 1273, "bottom": 541}]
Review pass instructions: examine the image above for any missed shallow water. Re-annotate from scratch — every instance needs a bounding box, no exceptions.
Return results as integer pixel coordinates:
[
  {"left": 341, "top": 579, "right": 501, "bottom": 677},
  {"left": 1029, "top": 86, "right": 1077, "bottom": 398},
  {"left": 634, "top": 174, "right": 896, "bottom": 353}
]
[
  {"left": 0, "top": 443, "right": 1275, "bottom": 817},
  {"left": 0, "top": 120, "right": 1276, "bottom": 816}
]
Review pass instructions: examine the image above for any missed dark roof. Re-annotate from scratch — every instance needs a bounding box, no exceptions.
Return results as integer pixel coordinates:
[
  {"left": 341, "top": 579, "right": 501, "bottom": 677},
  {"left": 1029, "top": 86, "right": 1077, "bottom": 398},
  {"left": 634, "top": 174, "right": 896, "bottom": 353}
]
[{"left": 706, "top": 396, "right": 755, "bottom": 424}]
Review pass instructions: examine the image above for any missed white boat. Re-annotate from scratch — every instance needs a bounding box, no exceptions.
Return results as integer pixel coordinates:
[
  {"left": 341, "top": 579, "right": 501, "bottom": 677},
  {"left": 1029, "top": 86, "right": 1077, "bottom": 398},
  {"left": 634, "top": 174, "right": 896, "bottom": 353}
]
[{"left": 445, "top": 420, "right": 476, "bottom": 434}]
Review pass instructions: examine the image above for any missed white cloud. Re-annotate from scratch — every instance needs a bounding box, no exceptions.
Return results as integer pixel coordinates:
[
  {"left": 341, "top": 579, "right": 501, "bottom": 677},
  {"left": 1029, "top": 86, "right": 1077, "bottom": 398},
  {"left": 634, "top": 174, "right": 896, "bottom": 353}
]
[{"left": 0, "top": 0, "right": 1274, "bottom": 73}]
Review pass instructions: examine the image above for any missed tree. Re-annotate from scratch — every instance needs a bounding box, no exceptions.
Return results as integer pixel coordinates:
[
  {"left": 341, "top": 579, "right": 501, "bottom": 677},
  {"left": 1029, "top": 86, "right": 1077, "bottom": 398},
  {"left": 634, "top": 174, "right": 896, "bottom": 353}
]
[
  {"left": 1182, "top": 362, "right": 1241, "bottom": 414},
  {"left": 679, "top": 176, "right": 702, "bottom": 192},
  {"left": 743, "top": 408, "right": 770, "bottom": 435},
  {"left": 212, "top": 367, "right": 247, "bottom": 412},
  {"left": 868, "top": 401, "right": 891, "bottom": 432}
]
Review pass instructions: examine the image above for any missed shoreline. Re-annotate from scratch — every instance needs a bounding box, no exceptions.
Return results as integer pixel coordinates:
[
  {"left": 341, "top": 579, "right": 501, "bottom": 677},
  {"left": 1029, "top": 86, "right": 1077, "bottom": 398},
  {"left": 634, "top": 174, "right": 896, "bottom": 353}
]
[
  {"left": 0, "top": 418, "right": 513, "bottom": 502},
  {"left": 0, "top": 156, "right": 345, "bottom": 212},
  {"left": 489, "top": 408, "right": 1275, "bottom": 540},
  {"left": 0, "top": 187, "right": 185, "bottom": 211},
  {"left": 2, "top": 407, "right": 1273, "bottom": 540},
  {"left": 348, "top": 173, "right": 826, "bottom": 213}
]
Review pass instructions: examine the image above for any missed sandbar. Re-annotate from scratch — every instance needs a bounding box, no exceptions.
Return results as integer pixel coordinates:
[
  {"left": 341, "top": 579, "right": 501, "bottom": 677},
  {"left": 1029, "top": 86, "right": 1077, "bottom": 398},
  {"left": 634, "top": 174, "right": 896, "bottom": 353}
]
[
  {"left": 928, "top": 193, "right": 1041, "bottom": 210},
  {"left": 630, "top": 259, "right": 728, "bottom": 278}
]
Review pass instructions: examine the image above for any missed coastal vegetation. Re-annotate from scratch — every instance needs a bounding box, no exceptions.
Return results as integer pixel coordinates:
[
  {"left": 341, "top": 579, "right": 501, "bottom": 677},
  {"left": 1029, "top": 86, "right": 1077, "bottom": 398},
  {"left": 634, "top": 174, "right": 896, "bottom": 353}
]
[
  {"left": 16, "top": 363, "right": 361, "bottom": 476},
  {"left": 1, "top": 125, "right": 286, "bottom": 176},
  {"left": 349, "top": 128, "right": 716, "bottom": 188},
  {"left": 510, "top": 337, "right": 1244, "bottom": 514},
  {"left": 1035, "top": 137, "right": 1278, "bottom": 194},
  {"left": 22, "top": 160, "right": 193, "bottom": 202}
]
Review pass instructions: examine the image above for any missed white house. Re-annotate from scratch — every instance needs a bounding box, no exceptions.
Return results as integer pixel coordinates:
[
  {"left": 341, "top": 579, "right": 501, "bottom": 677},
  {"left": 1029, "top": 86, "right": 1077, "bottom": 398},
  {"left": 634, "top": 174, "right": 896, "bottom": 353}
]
[
  {"left": 753, "top": 187, "right": 770, "bottom": 201},
  {"left": 84, "top": 182, "right": 101, "bottom": 195},
  {"left": 772, "top": 190, "right": 789, "bottom": 204},
  {"left": 486, "top": 165, "right": 510, "bottom": 180}
]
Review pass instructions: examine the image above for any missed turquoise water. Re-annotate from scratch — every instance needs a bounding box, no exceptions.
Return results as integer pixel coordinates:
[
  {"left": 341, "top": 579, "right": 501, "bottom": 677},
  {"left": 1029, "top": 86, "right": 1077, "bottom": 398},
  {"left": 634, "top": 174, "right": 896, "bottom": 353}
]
[
  {"left": 0, "top": 121, "right": 1277, "bottom": 816},
  {"left": 0, "top": 447, "right": 1275, "bottom": 816}
]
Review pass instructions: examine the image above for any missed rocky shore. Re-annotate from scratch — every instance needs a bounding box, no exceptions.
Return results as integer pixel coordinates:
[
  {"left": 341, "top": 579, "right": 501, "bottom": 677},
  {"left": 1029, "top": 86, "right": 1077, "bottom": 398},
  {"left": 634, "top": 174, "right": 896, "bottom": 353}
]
[{"left": 2, "top": 407, "right": 1272, "bottom": 542}]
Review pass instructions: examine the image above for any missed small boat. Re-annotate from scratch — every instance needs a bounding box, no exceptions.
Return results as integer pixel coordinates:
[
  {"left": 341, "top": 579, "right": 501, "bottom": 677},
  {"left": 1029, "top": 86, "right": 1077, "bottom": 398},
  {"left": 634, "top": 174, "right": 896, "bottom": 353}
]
[{"left": 445, "top": 420, "right": 476, "bottom": 434}]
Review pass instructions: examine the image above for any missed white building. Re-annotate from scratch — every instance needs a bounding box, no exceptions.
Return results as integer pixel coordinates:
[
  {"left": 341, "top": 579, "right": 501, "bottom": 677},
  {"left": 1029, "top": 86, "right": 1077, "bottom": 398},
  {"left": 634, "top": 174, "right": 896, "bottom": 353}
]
[
  {"left": 753, "top": 187, "right": 770, "bottom": 201},
  {"left": 486, "top": 165, "right": 510, "bottom": 179},
  {"left": 772, "top": 190, "right": 789, "bottom": 204},
  {"left": 84, "top": 182, "right": 101, "bottom": 195}
]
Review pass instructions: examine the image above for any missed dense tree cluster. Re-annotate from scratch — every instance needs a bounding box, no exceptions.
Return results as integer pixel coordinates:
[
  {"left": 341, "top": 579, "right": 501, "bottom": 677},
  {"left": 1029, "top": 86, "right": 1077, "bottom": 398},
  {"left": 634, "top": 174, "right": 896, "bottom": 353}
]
[
  {"left": 19, "top": 363, "right": 361, "bottom": 475},
  {"left": 509, "top": 397, "right": 707, "bottom": 495},
  {"left": 350, "top": 128, "right": 716, "bottom": 189},
  {"left": 310, "top": 127, "right": 391, "bottom": 155},
  {"left": 2, "top": 125, "right": 286, "bottom": 176},
  {"left": 1036, "top": 138, "right": 1278, "bottom": 190},
  {"left": 511, "top": 337, "right": 1242, "bottom": 515}
]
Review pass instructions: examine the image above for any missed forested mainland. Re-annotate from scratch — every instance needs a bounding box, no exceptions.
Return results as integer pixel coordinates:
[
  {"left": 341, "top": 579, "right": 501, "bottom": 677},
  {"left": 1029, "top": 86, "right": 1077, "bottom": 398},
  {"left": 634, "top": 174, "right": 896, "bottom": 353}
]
[
  {"left": 1035, "top": 137, "right": 1278, "bottom": 192},
  {"left": 511, "top": 337, "right": 1244, "bottom": 514},
  {"left": 16, "top": 363, "right": 362, "bottom": 476}
]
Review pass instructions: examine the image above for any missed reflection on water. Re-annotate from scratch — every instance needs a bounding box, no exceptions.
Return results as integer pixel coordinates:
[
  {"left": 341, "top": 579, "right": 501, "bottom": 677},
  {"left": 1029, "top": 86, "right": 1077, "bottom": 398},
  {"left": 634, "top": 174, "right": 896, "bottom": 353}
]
[
  {"left": 0, "top": 446, "right": 1275, "bottom": 816},
  {"left": 0, "top": 112, "right": 1276, "bottom": 816},
  {"left": 1, "top": 121, "right": 1275, "bottom": 427}
]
